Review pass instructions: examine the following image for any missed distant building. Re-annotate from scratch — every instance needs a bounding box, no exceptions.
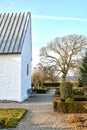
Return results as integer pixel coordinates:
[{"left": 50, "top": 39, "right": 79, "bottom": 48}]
[{"left": 0, "top": 12, "right": 32, "bottom": 102}]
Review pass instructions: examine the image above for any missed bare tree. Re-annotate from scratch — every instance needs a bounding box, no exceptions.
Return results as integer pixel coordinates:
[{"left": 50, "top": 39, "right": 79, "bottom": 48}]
[
  {"left": 43, "top": 65, "right": 59, "bottom": 82},
  {"left": 40, "top": 34, "right": 87, "bottom": 81},
  {"left": 32, "top": 63, "right": 45, "bottom": 88}
]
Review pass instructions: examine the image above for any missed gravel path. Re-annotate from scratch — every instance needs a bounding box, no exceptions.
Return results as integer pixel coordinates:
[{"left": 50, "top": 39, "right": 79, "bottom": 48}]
[{"left": 0, "top": 88, "right": 74, "bottom": 130}]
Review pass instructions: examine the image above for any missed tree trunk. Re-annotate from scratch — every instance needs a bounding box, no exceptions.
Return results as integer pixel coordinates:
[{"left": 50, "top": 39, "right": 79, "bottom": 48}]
[{"left": 62, "top": 73, "right": 66, "bottom": 81}]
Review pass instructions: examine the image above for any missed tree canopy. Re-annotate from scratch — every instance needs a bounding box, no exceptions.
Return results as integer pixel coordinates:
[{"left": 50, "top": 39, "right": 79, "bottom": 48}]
[{"left": 40, "top": 34, "right": 87, "bottom": 81}]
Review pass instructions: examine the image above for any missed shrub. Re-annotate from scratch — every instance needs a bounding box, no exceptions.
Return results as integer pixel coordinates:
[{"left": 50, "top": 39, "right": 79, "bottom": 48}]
[
  {"left": 60, "top": 82, "right": 73, "bottom": 101},
  {"left": 73, "top": 89, "right": 84, "bottom": 95},
  {"left": 0, "top": 117, "right": 8, "bottom": 128},
  {"left": 43, "top": 83, "right": 60, "bottom": 87},
  {"left": 65, "top": 98, "right": 74, "bottom": 102},
  {"left": 68, "top": 102, "right": 86, "bottom": 113},
  {"left": 57, "top": 101, "right": 69, "bottom": 113},
  {"left": 73, "top": 95, "right": 87, "bottom": 101},
  {"left": 0, "top": 108, "right": 27, "bottom": 128},
  {"left": 53, "top": 99, "right": 87, "bottom": 113},
  {"left": 36, "top": 88, "right": 47, "bottom": 93}
]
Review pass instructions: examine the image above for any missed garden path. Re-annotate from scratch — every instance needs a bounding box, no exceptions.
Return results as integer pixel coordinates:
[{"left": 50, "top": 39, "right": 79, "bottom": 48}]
[{"left": 0, "top": 88, "right": 74, "bottom": 130}]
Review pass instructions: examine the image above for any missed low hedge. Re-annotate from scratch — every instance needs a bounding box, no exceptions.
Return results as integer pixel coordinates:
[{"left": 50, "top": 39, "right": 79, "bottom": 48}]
[
  {"left": 53, "top": 100, "right": 87, "bottom": 113},
  {"left": 43, "top": 83, "right": 60, "bottom": 87},
  {"left": 73, "top": 89, "right": 84, "bottom": 95},
  {"left": 36, "top": 88, "right": 48, "bottom": 93},
  {"left": 0, "top": 108, "right": 27, "bottom": 128},
  {"left": 32, "top": 86, "right": 50, "bottom": 94},
  {"left": 73, "top": 95, "right": 87, "bottom": 101}
]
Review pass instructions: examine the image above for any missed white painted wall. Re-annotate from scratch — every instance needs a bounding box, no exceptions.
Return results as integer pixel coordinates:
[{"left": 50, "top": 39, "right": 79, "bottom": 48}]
[
  {"left": 0, "top": 16, "right": 32, "bottom": 102},
  {"left": 0, "top": 54, "right": 21, "bottom": 101},
  {"left": 21, "top": 17, "right": 32, "bottom": 101}
]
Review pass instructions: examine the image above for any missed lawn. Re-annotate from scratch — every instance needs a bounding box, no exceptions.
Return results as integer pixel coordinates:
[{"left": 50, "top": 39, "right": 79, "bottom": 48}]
[{"left": 0, "top": 108, "right": 27, "bottom": 128}]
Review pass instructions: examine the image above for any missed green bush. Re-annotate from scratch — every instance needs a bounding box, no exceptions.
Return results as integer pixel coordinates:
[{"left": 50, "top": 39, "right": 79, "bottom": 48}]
[
  {"left": 73, "top": 95, "right": 87, "bottom": 101},
  {"left": 0, "top": 117, "right": 8, "bottom": 128},
  {"left": 43, "top": 83, "right": 60, "bottom": 87},
  {"left": 0, "top": 108, "right": 27, "bottom": 128},
  {"left": 65, "top": 98, "right": 74, "bottom": 102},
  {"left": 36, "top": 88, "right": 47, "bottom": 93},
  {"left": 60, "top": 82, "right": 73, "bottom": 101},
  {"left": 67, "top": 102, "right": 86, "bottom": 113},
  {"left": 73, "top": 89, "right": 84, "bottom": 95},
  {"left": 53, "top": 100, "right": 87, "bottom": 113}
]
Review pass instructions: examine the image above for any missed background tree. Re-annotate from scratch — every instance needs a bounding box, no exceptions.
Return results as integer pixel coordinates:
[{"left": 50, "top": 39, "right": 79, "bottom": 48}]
[
  {"left": 40, "top": 34, "right": 87, "bottom": 81},
  {"left": 32, "top": 63, "right": 58, "bottom": 86},
  {"left": 43, "top": 65, "right": 59, "bottom": 82},
  {"left": 79, "top": 51, "right": 87, "bottom": 86},
  {"left": 32, "top": 63, "right": 45, "bottom": 88}
]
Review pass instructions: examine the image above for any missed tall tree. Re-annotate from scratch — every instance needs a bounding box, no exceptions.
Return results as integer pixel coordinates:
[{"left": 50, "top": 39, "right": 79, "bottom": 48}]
[
  {"left": 40, "top": 34, "right": 87, "bottom": 81},
  {"left": 79, "top": 51, "right": 87, "bottom": 85}
]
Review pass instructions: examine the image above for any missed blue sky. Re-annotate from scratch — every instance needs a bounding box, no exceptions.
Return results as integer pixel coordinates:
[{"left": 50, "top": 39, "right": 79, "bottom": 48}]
[{"left": 0, "top": 0, "right": 87, "bottom": 66}]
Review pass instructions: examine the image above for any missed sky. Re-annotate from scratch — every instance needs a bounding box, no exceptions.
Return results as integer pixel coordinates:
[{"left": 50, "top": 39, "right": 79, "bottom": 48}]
[{"left": 0, "top": 0, "right": 87, "bottom": 68}]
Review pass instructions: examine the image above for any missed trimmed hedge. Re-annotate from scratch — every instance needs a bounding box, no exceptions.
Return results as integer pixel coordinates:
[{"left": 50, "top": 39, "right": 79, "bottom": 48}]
[
  {"left": 36, "top": 89, "right": 47, "bottom": 93},
  {"left": 73, "top": 95, "right": 87, "bottom": 101},
  {"left": 0, "top": 108, "right": 27, "bottom": 128},
  {"left": 33, "top": 87, "right": 50, "bottom": 94},
  {"left": 73, "top": 89, "right": 84, "bottom": 95},
  {"left": 43, "top": 83, "right": 60, "bottom": 87},
  {"left": 65, "top": 98, "right": 74, "bottom": 102},
  {"left": 53, "top": 100, "right": 87, "bottom": 113}
]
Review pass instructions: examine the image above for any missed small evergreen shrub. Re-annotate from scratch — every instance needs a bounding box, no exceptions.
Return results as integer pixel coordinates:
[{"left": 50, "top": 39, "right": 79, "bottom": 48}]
[
  {"left": 73, "top": 89, "right": 84, "bottom": 95},
  {"left": 60, "top": 82, "right": 73, "bottom": 101},
  {"left": 65, "top": 98, "right": 74, "bottom": 102}
]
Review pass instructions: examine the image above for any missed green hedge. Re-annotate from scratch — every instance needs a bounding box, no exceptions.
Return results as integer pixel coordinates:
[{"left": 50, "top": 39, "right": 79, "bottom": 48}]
[
  {"left": 53, "top": 100, "right": 87, "bottom": 113},
  {"left": 73, "top": 89, "right": 84, "bottom": 95},
  {"left": 73, "top": 95, "right": 87, "bottom": 101},
  {"left": 35, "top": 88, "right": 49, "bottom": 94},
  {"left": 0, "top": 108, "right": 27, "bottom": 128},
  {"left": 43, "top": 83, "right": 60, "bottom": 87}
]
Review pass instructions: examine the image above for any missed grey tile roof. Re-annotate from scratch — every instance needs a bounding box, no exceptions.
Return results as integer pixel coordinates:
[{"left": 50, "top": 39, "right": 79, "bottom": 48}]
[{"left": 0, "top": 12, "right": 31, "bottom": 54}]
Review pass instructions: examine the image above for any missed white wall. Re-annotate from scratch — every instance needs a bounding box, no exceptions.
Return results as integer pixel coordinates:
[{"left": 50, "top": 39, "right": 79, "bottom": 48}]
[
  {"left": 0, "top": 54, "right": 21, "bottom": 101},
  {"left": 0, "top": 16, "right": 32, "bottom": 102},
  {"left": 21, "top": 17, "right": 32, "bottom": 101}
]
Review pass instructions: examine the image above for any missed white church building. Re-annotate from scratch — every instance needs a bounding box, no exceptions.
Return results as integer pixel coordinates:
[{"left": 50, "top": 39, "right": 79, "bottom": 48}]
[{"left": 0, "top": 12, "right": 32, "bottom": 102}]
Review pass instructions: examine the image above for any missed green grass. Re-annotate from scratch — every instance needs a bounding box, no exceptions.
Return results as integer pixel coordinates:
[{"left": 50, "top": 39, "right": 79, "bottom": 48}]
[{"left": 0, "top": 108, "right": 27, "bottom": 128}]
